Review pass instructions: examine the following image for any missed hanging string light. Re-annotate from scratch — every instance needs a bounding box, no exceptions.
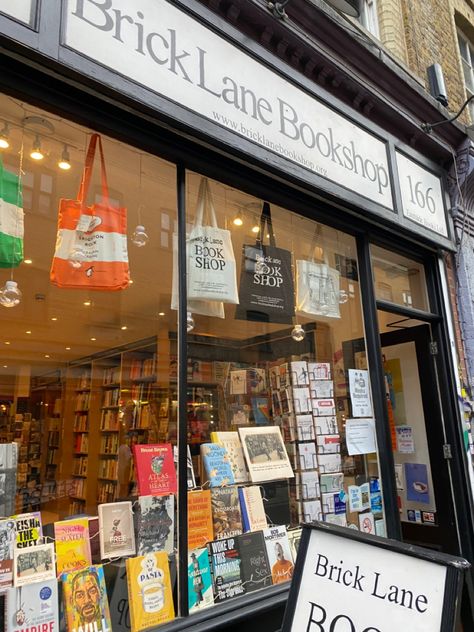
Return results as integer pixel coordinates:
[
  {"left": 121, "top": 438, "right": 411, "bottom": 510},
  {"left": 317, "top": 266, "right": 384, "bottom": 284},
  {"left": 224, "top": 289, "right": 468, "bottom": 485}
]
[{"left": 132, "top": 156, "right": 149, "bottom": 247}]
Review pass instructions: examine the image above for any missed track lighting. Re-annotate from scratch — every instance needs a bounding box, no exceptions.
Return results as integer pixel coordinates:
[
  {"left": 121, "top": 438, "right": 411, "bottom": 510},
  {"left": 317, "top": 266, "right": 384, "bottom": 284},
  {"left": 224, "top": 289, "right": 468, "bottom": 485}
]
[
  {"left": 0, "top": 123, "right": 10, "bottom": 150},
  {"left": 30, "top": 135, "right": 44, "bottom": 161},
  {"left": 233, "top": 210, "right": 243, "bottom": 227},
  {"left": 58, "top": 144, "right": 71, "bottom": 170}
]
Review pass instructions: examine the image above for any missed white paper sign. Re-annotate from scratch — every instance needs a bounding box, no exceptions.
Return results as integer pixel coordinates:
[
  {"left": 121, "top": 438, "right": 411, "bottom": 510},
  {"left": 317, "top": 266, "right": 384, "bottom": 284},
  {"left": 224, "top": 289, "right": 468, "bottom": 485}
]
[
  {"left": 396, "top": 425, "right": 415, "bottom": 453},
  {"left": 345, "top": 418, "right": 377, "bottom": 455},
  {"left": 64, "top": 0, "right": 393, "bottom": 209},
  {"left": 290, "top": 528, "right": 447, "bottom": 632},
  {"left": 348, "top": 369, "right": 373, "bottom": 417}
]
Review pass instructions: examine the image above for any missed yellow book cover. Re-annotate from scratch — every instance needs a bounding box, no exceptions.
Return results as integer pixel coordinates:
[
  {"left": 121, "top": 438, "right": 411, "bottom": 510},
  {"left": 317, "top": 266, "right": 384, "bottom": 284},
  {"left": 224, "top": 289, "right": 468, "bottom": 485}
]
[
  {"left": 54, "top": 517, "right": 91, "bottom": 576},
  {"left": 126, "top": 552, "right": 175, "bottom": 631}
]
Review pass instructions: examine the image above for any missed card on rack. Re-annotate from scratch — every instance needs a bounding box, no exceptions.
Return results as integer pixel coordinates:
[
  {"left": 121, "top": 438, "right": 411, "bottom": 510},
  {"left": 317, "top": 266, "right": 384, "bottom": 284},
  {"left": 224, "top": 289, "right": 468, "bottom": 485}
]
[
  {"left": 279, "top": 363, "right": 290, "bottom": 389},
  {"left": 269, "top": 364, "right": 280, "bottom": 391},
  {"left": 325, "top": 513, "right": 348, "bottom": 527},
  {"left": 321, "top": 491, "right": 346, "bottom": 515},
  {"left": 279, "top": 414, "right": 296, "bottom": 443},
  {"left": 296, "top": 415, "right": 315, "bottom": 442},
  {"left": 251, "top": 398, "right": 271, "bottom": 426},
  {"left": 320, "top": 472, "right": 344, "bottom": 494},
  {"left": 317, "top": 453, "right": 342, "bottom": 473},
  {"left": 292, "top": 387, "right": 311, "bottom": 414},
  {"left": 316, "top": 434, "right": 341, "bottom": 454},
  {"left": 280, "top": 389, "right": 293, "bottom": 415},
  {"left": 308, "top": 362, "right": 331, "bottom": 380},
  {"left": 358, "top": 512, "right": 376, "bottom": 534},
  {"left": 297, "top": 471, "right": 320, "bottom": 500},
  {"left": 285, "top": 443, "right": 298, "bottom": 470},
  {"left": 302, "top": 499, "right": 322, "bottom": 522},
  {"left": 310, "top": 380, "right": 334, "bottom": 399},
  {"left": 248, "top": 368, "right": 267, "bottom": 394},
  {"left": 290, "top": 361, "right": 309, "bottom": 386},
  {"left": 298, "top": 442, "right": 318, "bottom": 470},
  {"left": 313, "top": 415, "right": 338, "bottom": 435},
  {"left": 230, "top": 370, "right": 247, "bottom": 395},
  {"left": 271, "top": 391, "right": 282, "bottom": 418},
  {"left": 312, "top": 399, "right": 336, "bottom": 416}
]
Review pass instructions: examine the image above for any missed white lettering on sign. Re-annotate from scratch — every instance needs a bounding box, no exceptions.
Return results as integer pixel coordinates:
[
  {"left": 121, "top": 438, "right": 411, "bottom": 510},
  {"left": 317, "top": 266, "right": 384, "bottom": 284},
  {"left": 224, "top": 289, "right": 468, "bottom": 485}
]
[
  {"left": 0, "top": 0, "right": 34, "bottom": 25},
  {"left": 290, "top": 529, "right": 446, "bottom": 632},
  {"left": 396, "top": 152, "right": 448, "bottom": 237},
  {"left": 64, "top": 0, "right": 393, "bottom": 209}
]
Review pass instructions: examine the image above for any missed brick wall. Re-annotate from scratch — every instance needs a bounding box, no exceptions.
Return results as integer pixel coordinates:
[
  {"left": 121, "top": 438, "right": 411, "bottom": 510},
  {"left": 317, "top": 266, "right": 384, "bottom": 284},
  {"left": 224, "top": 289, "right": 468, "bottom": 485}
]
[{"left": 376, "top": 0, "right": 408, "bottom": 65}]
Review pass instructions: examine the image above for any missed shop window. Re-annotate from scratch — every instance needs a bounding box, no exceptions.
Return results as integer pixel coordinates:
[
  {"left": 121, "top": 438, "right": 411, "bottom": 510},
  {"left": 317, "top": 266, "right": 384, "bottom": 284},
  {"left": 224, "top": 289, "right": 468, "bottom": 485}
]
[
  {"left": 457, "top": 29, "right": 474, "bottom": 122},
  {"left": 371, "top": 245, "right": 429, "bottom": 311}
]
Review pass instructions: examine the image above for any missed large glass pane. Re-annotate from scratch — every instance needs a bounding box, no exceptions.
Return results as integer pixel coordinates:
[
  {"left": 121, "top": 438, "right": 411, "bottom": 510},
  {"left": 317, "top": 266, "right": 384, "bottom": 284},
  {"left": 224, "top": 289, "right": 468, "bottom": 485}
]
[
  {"left": 371, "top": 245, "right": 429, "bottom": 310},
  {"left": 185, "top": 171, "right": 387, "bottom": 611},
  {"left": 0, "top": 94, "right": 178, "bottom": 626}
]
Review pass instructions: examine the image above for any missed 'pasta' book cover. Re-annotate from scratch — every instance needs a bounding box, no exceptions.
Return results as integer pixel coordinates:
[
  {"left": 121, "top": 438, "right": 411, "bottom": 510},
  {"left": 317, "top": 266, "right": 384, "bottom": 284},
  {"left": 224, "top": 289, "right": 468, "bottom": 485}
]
[
  {"left": 0, "top": 518, "right": 16, "bottom": 587},
  {"left": 126, "top": 552, "right": 175, "bottom": 631},
  {"left": 188, "top": 548, "right": 214, "bottom": 613},
  {"left": 263, "top": 525, "right": 294, "bottom": 585},
  {"left": 200, "top": 443, "right": 235, "bottom": 487},
  {"left": 133, "top": 444, "right": 177, "bottom": 496},
  {"left": 98, "top": 501, "right": 136, "bottom": 560},
  {"left": 5, "top": 579, "right": 59, "bottom": 632},
  {"left": 188, "top": 490, "right": 214, "bottom": 550},
  {"left": 136, "top": 495, "right": 174, "bottom": 555},
  {"left": 208, "top": 536, "right": 244, "bottom": 603},
  {"left": 211, "top": 487, "right": 243, "bottom": 539},
  {"left": 62, "top": 565, "right": 112, "bottom": 632},
  {"left": 54, "top": 518, "right": 91, "bottom": 576}
]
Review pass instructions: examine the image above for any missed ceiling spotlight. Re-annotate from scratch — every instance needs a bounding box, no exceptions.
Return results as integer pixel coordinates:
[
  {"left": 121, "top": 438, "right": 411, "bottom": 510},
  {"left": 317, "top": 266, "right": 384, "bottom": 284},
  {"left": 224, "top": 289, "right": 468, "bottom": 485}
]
[
  {"left": 251, "top": 216, "right": 260, "bottom": 234},
  {"left": 65, "top": 347, "right": 71, "bottom": 350},
  {"left": 83, "top": 300, "right": 91, "bottom": 306},
  {"left": 30, "top": 135, "right": 44, "bottom": 161},
  {"left": 233, "top": 210, "right": 243, "bottom": 227},
  {"left": 121, "top": 325, "right": 127, "bottom": 330},
  {"left": 58, "top": 145, "right": 71, "bottom": 170},
  {"left": 44, "top": 354, "right": 50, "bottom": 358},
  {"left": 0, "top": 122, "right": 10, "bottom": 150},
  {"left": 24, "top": 259, "right": 32, "bottom": 264},
  {"left": 25, "top": 330, "right": 31, "bottom": 334},
  {"left": 90, "top": 337, "right": 96, "bottom": 341},
  {"left": 51, "top": 317, "right": 58, "bottom": 321},
  {"left": 158, "top": 312, "right": 165, "bottom": 317}
]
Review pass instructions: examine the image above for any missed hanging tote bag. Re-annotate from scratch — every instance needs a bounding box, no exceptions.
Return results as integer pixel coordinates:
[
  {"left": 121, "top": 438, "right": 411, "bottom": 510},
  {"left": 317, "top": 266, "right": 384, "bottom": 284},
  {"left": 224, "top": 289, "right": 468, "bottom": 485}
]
[
  {"left": 295, "top": 231, "right": 341, "bottom": 319},
  {"left": 0, "top": 158, "right": 24, "bottom": 268},
  {"left": 187, "top": 178, "right": 239, "bottom": 304},
  {"left": 50, "top": 134, "right": 129, "bottom": 291},
  {"left": 235, "top": 202, "right": 295, "bottom": 324}
]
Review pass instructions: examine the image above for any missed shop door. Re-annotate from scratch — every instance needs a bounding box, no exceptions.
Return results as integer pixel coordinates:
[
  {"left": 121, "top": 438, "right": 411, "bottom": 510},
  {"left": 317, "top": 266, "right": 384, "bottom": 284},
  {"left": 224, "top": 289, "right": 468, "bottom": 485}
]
[{"left": 380, "top": 322, "right": 459, "bottom": 554}]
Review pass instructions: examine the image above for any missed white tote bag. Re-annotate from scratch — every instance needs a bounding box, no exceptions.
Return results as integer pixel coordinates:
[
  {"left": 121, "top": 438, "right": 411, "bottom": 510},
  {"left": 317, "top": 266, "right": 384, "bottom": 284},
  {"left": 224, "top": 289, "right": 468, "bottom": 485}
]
[
  {"left": 296, "top": 257, "right": 341, "bottom": 319},
  {"left": 187, "top": 178, "right": 239, "bottom": 304}
]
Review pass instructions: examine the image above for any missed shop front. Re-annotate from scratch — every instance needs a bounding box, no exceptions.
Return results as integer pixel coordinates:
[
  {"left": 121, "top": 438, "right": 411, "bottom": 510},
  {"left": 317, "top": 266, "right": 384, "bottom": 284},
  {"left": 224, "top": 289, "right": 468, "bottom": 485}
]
[{"left": 0, "top": 0, "right": 473, "bottom": 630}]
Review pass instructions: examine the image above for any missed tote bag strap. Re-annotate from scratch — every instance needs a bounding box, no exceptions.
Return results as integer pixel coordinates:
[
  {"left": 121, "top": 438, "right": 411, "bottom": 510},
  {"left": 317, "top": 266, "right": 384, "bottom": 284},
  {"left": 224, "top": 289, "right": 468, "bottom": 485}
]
[
  {"left": 193, "top": 177, "right": 219, "bottom": 229},
  {"left": 256, "top": 201, "right": 276, "bottom": 248},
  {"left": 77, "top": 133, "right": 110, "bottom": 211}
]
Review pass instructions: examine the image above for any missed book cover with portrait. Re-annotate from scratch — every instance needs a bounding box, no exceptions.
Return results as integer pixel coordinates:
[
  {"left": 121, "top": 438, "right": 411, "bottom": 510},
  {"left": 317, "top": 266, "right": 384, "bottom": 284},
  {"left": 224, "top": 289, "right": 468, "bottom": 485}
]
[
  {"left": 98, "top": 501, "right": 136, "bottom": 560},
  {"left": 263, "top": 525, "right": 294, "bottom": 585},
  {"left": 187, "top": 547, "right": 214, "bottom": 613},
  {"left": 62, "top": 565, "right": 112, "bottom": 632}
]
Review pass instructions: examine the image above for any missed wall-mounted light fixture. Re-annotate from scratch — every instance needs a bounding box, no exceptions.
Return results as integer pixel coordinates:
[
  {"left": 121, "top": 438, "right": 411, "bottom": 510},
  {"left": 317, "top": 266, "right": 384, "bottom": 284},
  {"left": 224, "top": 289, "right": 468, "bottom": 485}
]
[
  {"left": 268, "top": 0, "right": 360, "bottom": 19},
  {"left": 421, "top": 94, "right": 474, "bottom": 140}
]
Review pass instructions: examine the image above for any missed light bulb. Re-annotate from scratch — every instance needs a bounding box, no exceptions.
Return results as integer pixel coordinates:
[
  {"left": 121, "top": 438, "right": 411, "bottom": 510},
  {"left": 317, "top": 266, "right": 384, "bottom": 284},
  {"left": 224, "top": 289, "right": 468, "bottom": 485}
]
[
  {"left": 339, "top": 289, "right": 349, "bottom": 304},
  {"left": 233, "top": 211, "right": 243, "bottom": 227},
  {"left": 30, "top": 135, "right": 44, "bottom": 161},
  {"left": 187, "top": 312, "right": 195, "bottom": 333},
  {"left": 131, "top": 225, "right": 149, "bottom": 247},
  {"left": 291, "top": 324, "right": 306, "bottom": 342},
  {"left": 251, "top": 216, "right": 260, "bottom": 234},
  {"left": 0, "top": 281, "right": 22, "bottom": 308},
  {"left": 68, "top": 246, "right": 87, "bottom": 268},
  {"left": 58, "top": 145, "right": 71, "bottom": 170},
  {"left": 0, "top": 123, "right": 10, "bottom": 150}
]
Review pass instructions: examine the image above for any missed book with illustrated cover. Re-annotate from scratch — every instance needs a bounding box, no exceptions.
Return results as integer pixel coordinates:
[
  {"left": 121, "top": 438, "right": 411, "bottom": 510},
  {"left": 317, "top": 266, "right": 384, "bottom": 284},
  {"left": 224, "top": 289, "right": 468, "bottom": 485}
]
[
  {"left": 211, "top": 487, "right": 243, "bottom": 539},
  {"left": 290, "top": 361, "right": 309, "bottom": 386},
  {"left": 292, "top": 388, "right": 311, "bottom": 414},
  {"left": 316, "top": 434, "right": 341, "bottom": 454},
  {"left": 188, "top": 490, "right": 214, "bottom": 550},
  {"left": 263, "top": 525, "right": 294, "bottom": 585},
  {"left": 296, "top": 415, "right": 315, "bottom": 441},
  {"left": 0, "top": 443, "right": 18, "bottom": 518},
  {"left": 239, "top": 426, "right": 294, "bottom": 483},
  {"left": 238, "top": 531, "right": 272, "bottom": 593},
  {"left": 62, "top": 565, "right": 112, "bottom": 632},
  {"left": 298, "top": 442, "right": 318, "bottom": 470},
  {"left": 308, "top": 362, "right": 331, "bottom": 380},
  {"left": 310, "top": 379, "right": 334, "bottom": 399},
  {"left": 201, "top": 444, "right": 235, "bottom": 487},
  {"left": 208, "top": 536, "right": 244, "bottom": 603},
  {"left": 98, "top": 501, "right": 136, "bottom": 559},
  {"left": 227, "top": 403, "right": 250, "bottom": 426},
  {"left": 314, "top": 415, "right": 338, "bottom": 435},
  {"left": 14, "top": 513, "right": 42, "bottom": 549},
  {"left": 54, "top": 518, "right": 91, "bottom": 576},
  {"left": 0, "top": 519, "right": 15, "bottom": 587},
  {"left": 126, "top": 552, "right": 175, "bottom": 630},
  {"left": 238, "top": 486, "right": 268, "bottom": 532},
  {"left": 320, "top": 472, "right": 344, "bottom": 493},
  {"left": 14, "top": 542, "right": 55, "bottom": 587},
  {"left": 210, "top": 431, "right": 249, "bottom": 483},
  {"left": 251, "top": 397, "right": 271, "bottom": 425},
  {"left": 133, "top": 444, "right": 177, "bottom": 496},
  {"left": 5, "top": 579, "right": 59, "bottom": 631},
  {"left": 136, "top": 495, "right": 174, "bottom": 555},
  {"left": 230, "top": 370, "right": 247, "bottom": 395},
  {"left": 248, "top": 368, "right": 267, "bottom": 394},
  {"left": 188, "top": 547, "right": 214, "bottom": 613}
]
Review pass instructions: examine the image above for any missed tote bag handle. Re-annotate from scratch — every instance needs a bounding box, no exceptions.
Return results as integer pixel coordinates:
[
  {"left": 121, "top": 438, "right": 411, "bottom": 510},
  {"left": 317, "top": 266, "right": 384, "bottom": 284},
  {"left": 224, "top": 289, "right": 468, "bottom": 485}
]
[
  {"left": 256, "top": 201, "right": 276, "bottom": 248},
  {"left": 193, "top": 177, "right": 219, "bottom": 229},
  {"left": 77, "top": 134, "right": 110, "bottom": 211}
]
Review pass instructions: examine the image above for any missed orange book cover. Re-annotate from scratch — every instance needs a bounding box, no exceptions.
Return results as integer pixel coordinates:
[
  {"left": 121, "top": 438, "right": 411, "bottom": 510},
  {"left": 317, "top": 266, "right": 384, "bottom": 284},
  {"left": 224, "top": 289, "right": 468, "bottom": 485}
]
[
  {"left": 188, "top": 489, "right": 213, "bottom": 550},
  {"left": 54, "top": 517, "right": 91, "bottom": 576}
]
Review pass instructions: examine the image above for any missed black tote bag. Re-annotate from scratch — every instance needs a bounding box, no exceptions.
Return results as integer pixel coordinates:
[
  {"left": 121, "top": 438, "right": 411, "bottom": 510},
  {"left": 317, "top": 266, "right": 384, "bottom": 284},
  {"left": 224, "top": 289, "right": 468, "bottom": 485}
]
[{"left": 235, "top": 202, "right": 295, "bottom": 324}]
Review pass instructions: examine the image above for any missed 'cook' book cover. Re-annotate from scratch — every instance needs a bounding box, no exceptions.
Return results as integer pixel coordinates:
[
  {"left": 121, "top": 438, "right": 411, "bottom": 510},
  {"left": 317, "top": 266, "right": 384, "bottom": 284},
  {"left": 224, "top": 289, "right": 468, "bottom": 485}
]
[
  {"left": 54, "top": 517, "right": 92, "bottom": 576},
  {"left": 98, "top": 501, "right": 136, "bottom": 560},
  {"left": 126, "top": 552, "right": 175, "bottom": 630},
  {"left": 62, "top": 565, "right": 112, "bottom": 632},
  {"left": 133, "top": 444, "right": 177, "bottom": 496}
]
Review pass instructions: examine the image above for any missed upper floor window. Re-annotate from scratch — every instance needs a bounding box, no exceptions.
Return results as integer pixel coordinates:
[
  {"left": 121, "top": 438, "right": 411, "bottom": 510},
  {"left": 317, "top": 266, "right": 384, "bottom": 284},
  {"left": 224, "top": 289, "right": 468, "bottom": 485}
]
[
  {"left": 359, "top": 0, "right": 379, "bottom": 38},
  {"left": 457, "top": 29, "right": 474, "bottom": 121}
]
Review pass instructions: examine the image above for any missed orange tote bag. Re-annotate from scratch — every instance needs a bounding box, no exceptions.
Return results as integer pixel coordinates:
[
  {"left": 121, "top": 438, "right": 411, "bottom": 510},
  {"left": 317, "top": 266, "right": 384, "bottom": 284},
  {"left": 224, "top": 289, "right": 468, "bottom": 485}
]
[{"left": 50, "top": 133, "right": 129, "bottom": 291}]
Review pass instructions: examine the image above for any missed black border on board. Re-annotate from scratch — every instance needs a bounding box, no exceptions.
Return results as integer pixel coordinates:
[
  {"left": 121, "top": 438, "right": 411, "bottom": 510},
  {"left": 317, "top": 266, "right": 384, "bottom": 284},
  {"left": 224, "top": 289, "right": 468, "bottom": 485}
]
[{"left": 281, "top": 522, "right": 470, "bottom": 632}]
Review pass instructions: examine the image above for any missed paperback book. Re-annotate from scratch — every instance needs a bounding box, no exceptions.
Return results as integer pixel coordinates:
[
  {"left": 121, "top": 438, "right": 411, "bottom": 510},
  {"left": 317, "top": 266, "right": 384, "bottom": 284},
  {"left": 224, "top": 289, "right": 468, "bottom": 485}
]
[
  {"left": 238, "top": 486, "right": 268, "bottom": 532},
  {"left": 98, "top": 501, "right": 136, "bottom": 559},
  {"left": 210, "top": 431, "right": 249, "bottom": 483},
  {"left": 263, "top": 525, "right": 294, "bottom": 585},
  {"left": 5, "top": 579, "right": 59, "bottom": 632},
  {"left": 208, "top": 536, "right": 245, "bottom": 603},
  {"left": 133, "top": 444, "right": 177, "bottom": 496},
  {"left": 238, "top": 531, "right": 272, "bottom": 592},
  {"left": 251, "top": 397, "right": 271, "bottom": 425},
  {"left": 188, "top": 490, "right": 214, "bottom": 550},
  {"left": 136, "top": 494, "right": 174, "bottom": 555},
  {"left": 14, "top": 513, "right": 42, "bottom": 549},
  {"left": 62, "top": 565, "right": 112, "bottom": 632},
  {"left": 126, "top": 552, "right": 175, "bottom": 630},
  {"left": 188, "top": 547, "right": 214, "bottom": 613},
  {"left": 54, "top": 517, "right": 91, "bottom": 576},
  {"left": 14, "top": 542, "right": 55, "bottom": 587},
  {"left": 211, "top": 487, "right": 243, "bottom": 539},
  {"left": 239, "top": 426, "right": 294, "bottom": 483},
  {"left": 0, "top": 518, "right": 15, "bottom": 587},
  {"left": 201, "top": 443, "right": 235, "bottom": 487}
]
